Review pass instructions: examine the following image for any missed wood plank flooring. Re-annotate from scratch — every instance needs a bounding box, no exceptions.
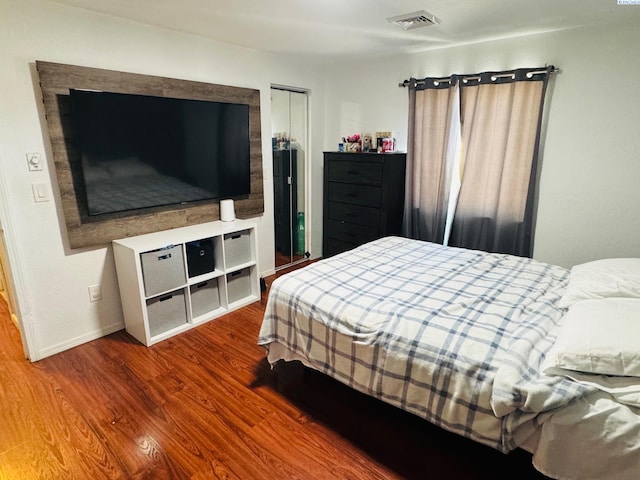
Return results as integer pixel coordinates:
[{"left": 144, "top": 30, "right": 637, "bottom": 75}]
[{"left": 0, "top": 267, "right": 550, "bottom": 479}]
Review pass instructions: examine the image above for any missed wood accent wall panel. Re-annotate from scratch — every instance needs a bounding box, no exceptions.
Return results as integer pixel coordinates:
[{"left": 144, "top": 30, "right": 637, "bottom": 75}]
[{"left": 36, "top": 61, "right": 264, "bottom": 249}]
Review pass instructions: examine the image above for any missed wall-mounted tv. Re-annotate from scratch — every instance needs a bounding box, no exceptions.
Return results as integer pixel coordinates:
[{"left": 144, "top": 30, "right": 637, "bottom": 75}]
[{"left": 69, "top": 89, "right": 251, "bottom": 217}]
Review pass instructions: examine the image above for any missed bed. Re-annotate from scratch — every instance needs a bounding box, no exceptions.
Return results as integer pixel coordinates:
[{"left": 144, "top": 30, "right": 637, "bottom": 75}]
[
  {"left": 258, "top": 236, "right": 640, "bottom": 480},
  {"left": 82, "top": 156, "right": 214, "bottom": 215}
]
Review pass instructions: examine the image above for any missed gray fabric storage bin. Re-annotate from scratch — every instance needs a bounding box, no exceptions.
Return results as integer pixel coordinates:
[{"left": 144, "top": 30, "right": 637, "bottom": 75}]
[
  {"left": 223, "top": 230, "right": 251, "bottom": 268},
  {"left": 140, "top": 244, "right": 185, "bottom": 297},
  {"left": 146, "top": 289, "right": 187, "bottom": 337},
  {"left": 190, "top": 279, "right": 220, "bottom": 319},
  {"left": 226, "top": 268, "right": 251, "bottom": 304}
]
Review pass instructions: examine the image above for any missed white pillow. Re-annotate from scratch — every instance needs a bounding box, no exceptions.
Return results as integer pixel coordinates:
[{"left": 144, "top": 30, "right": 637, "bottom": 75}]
[
  {"left": 106, "top": 157, "right": 158, "bottom": 178},
  {"left": 558, "top": 258, "right": 640, "bottom": 308},
  {"left": 81, "top": 156, "right": 112, "bottom": 183},
  {"left": 543, "top": 298, "right": 640, "bottom": 377}
]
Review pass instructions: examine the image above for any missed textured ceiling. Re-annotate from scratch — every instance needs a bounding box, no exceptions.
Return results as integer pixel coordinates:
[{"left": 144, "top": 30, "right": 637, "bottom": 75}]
[{"left": 50, "top": 0, "right": 640, "bottom": 60}]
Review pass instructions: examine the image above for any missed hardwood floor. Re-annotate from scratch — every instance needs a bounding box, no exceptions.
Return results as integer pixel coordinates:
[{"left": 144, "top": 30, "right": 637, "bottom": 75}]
[
  {"left": 0, "top": 268, "right": 549, "bottom": 479},
  {"left": 274, "top": 250, "right": 306, "bottom": 269}
]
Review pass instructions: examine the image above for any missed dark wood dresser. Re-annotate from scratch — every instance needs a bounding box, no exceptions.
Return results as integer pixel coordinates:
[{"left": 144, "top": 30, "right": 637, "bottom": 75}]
[{"left": 323, "top": 151, "right": 406, "bottom": 257}]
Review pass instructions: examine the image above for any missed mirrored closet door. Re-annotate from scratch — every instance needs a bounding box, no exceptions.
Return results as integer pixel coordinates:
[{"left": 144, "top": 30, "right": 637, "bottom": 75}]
[{"left": 271, "top": 87, "right": 308, "bottom": 269}]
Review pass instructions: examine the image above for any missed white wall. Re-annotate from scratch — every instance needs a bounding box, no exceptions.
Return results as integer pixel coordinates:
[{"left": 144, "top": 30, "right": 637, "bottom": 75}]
[
  {"left": 0, "top": 0, "right": 325, "bottom": 360},
  {"left": 321, "top": 20, "right": 640, "bottom": 268},
  {"left": 4, "top": 0, "right": 639, "bottom": 361}
]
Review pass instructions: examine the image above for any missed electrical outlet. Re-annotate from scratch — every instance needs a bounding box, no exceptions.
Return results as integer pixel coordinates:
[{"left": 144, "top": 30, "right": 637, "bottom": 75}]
[{"left": 88, "top": 284, "right": 102, "bottom": 302}]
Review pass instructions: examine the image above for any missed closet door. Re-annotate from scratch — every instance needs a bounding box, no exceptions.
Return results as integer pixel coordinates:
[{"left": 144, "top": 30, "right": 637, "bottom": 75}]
[{"left": 271, "top": 87, "right": 308, "bottom": 269}]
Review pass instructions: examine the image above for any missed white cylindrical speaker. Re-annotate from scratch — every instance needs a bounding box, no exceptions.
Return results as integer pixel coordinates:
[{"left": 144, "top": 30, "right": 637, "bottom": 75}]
[{"left": 220, "top": 199, "right": 235, "bottom": 222}]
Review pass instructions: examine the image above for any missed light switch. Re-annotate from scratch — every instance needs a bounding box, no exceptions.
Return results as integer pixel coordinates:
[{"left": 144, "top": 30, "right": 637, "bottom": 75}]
[
  {"left": 31, "top": 182, "right": 49, "bottom": 202},
  {"left": 26, "top": 152, "right": 43, "bottom": 171}
]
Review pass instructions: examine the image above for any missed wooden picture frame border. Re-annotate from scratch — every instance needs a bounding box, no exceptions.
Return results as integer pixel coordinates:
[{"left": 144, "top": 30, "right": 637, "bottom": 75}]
[{"left": 36, "top": 61, "right": 263, "bottom": 249}]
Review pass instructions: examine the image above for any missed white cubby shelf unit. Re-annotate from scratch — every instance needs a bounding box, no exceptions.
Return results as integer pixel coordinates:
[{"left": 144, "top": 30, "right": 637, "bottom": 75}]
[{"left": 113, "top": 219, "right": 260, "bottom": 346}]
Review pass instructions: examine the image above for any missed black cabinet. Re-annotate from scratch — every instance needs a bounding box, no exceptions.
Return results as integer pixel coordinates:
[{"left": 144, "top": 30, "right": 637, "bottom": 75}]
[
  {"left": 273, "top": 150, "right": 297, "bottom": 255},
  {"left": 323, "top": 152, "right": 406, "bottom": 257}
]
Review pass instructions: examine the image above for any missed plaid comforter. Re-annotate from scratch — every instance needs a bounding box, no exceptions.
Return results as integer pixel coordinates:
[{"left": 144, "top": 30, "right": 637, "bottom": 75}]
[{"left": 258, "top": 237, "right": 593, "bottom": 452}]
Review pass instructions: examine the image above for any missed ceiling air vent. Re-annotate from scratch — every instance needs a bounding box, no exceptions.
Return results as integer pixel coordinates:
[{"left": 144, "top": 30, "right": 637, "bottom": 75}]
[{"left": 387, "top": 10, "right": 440, "bottom": 30}]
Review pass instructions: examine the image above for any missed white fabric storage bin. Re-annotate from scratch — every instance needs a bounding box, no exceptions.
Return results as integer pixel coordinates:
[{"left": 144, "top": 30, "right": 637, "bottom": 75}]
[
  {"left": 190, "top": 279, "right": 221, "bottom": 318},
  {"left": 226, "top": 268, "right": 251, "bottom": 304},
  {"left": 223, "top": 230, "right": 251, "bottom": 269},
  {"left": 146, "top": 289, "right": 187, "bottom": 337},
  {"left": 140, "top": 244, "right": 185, "bottom": 297}
]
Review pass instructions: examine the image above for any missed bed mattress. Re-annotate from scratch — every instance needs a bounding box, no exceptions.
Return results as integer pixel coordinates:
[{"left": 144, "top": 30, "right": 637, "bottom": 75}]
[{"left": 258, "top": 236, "right": 592, "bottom": 453}]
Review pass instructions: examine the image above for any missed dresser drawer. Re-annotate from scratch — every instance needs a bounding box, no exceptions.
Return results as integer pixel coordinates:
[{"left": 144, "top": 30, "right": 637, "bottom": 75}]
[
  {"left": 327, "top": 160, "right": 382, "bottom": 185},
  {"left": 323, "top": 151, "right": 406, "bottom": 258},
  {"left": 328, "top": 182, "right": 381, "bottom": 207},
  {"left": 323, "top": 238, "right": 360, "bottom": 257},
  {"left": 328, "top": 201, "right": 379, "bottom": 227},
  {"left": 325, "top": 219, "right": 379, "bottom": 244}
]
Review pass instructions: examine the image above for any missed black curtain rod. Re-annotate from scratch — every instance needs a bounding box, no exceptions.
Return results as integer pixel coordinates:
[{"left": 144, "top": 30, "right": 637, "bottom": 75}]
[{"left": 398, "top": 65, "right": 560, "bottom": 88}]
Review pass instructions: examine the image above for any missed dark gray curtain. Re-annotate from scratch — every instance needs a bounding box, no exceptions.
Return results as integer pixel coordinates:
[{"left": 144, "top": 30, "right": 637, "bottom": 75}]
[
  {"left": 402, "top": 79, "right": 460, "bottom": 243},
  {"left": 404, "top": 67, "right": 553, "bottom": 257}
]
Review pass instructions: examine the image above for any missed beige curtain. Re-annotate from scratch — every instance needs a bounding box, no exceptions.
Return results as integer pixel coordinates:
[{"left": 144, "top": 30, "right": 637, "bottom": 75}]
[
  {"left": 449, "top": 78, "right": 548, "bottom": 255},
  {"left": 403, "top": 68, "right": 551, "bottom": 257},
  {"left": 402, "top": 81, "right": 460, "bottom": 243}
]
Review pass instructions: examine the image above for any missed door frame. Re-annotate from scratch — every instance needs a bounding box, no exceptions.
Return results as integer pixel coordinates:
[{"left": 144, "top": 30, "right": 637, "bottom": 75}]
[
  {"left": 0, "top": 155, "right": 36, "bottom": 360},
  {"left": 270, "top": 85, "right": 311, "bottom": 271}
]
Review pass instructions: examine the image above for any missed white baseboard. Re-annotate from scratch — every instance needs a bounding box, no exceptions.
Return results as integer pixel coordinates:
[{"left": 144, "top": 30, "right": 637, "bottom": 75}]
[
  {"left": 36, "top": 322, "right": 125, "bottom": 361},
  {"left": 261, "top": 268, "right": 276, "bottom": 278}
]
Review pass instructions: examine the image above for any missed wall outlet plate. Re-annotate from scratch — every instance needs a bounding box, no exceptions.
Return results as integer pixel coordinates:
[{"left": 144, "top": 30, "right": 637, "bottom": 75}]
[{"left": 88, "top": 284, "right": 102, "bottom": 302}]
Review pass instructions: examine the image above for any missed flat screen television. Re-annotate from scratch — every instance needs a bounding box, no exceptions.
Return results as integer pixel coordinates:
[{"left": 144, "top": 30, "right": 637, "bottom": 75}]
[{"left": 69, "top": 89, "right": 251, "bottom": 217}]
